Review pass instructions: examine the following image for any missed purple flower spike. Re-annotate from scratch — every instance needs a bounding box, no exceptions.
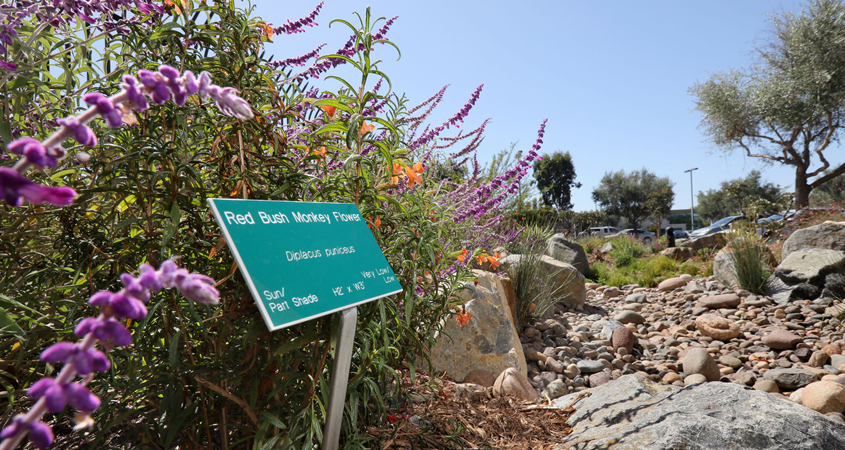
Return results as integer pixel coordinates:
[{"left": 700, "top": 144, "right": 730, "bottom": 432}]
[
  {"left": 83, "top": 93, "right": 122, "bottom": 128},
  {"left": 109, "top": 293, "right": 147, "bottom": 319},
  {"left": 120, "top": 75, "right": 149, "bottom": 112},
  {"left": 8, "top": 138, "right": 57, "bottom": 168},
  {"left": 182, "top": 70, "right": 199, "bottom": 96},
  {"left": 0, "top": 167, "right": 77, "bottom": 207},
  {"left": 64, "top": 383, "right": 100, "bottom": 413},
  {"left": 174, "top": 272, "right": 220, "bottom": 305},
  {"left": 137, "top": 69, "right": 170, "bottom": 104},
  {"left": 75, "top": 317, "right": 132, "bottom": 348},
  {"left": 56, "top": 116, "right": 97, "bottom": 147},
  {"left": 138, "top": 264, "right": 163, "bottom": 293},
  {"left": 1, "top": 416, "right": 53, "bottom": 449},
  {"left": 40, "top": 342, "right": 77, "bottom": 364}
]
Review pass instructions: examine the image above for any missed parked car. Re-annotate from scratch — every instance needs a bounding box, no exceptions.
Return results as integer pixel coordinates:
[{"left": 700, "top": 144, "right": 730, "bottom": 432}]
[
  {"left": 672, "top": 229, "right": 689, "bottom": 239},
  {"left": 589, "top": 226, "right": 620, "bottom": 237},
  {"left": 612, "top": 229, "right": 656, "bottom": 245},
  {"left": 688, "top": 215, "right": 746, "bottom": 239}
]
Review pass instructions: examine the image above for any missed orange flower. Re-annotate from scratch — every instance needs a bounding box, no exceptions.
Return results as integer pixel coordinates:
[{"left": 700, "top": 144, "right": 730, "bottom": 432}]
[
  {"left": 359, "top": 121, "right": 375, "bottom": 136},
  {"left": 260, "top": 24, "right": 274, "bottom": 38},
  {"left": 392, "top": 162, "right": 403, "bottom": 184},
  {"left": 320, "top": 105, "right": 337, "bottom": 120},
  {"left": 312, "top": 147, "right": 327, "bottom": 158},
  {"left": 456, "top": 249, "right": 468, "bottom": 263},
  {"left": 488, "top": 252, "right": 501, "bottom": 270},
  {"left": 456, "top": 311, "right": 473, "bottom": 327},
  {"left": 374, "top": 217, "right": 381, "bottom": 227},
  {"left": 404, "top": 165, "right": 423, "bottom": 188},
  {"left": 412, "top": 162, "right": 424, "bottom": 175},
  {"left": 476, "top": 255, "right": 487, "bottom": 266},
  {"left": 164, "top": 0, "right": 186, "bottom": 14}
]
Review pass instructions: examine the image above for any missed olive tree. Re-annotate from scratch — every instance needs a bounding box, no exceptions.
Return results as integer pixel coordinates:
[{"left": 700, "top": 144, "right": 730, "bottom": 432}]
[
  {"left": 591, "top": 168, "right": 675, "bottom": 230},
  {"left": 691, "top": 0, "right": 845, "bottom": 208},
  {"left": 532, "top": 150, "right": 580, "bottom": 210}
]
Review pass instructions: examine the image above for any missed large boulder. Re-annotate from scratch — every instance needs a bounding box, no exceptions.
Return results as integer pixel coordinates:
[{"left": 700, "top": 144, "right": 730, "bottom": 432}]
[
  {"left": 545, "top": 234, "right": 589, "bottom": 276},
  {"left": 472, "top": 270, "right": 518, "bottom": 331},
  {"left": 553, "top": 374, "right": 845, "bottom": 450},
  {"left": 500, "top": 254, "right": 587, "bottom": 306},
  {"left": 764, "top": 249, "right": 845, "bottom": 302},
  {"left": 782, "top": 221, "right": 845, "bottom": 260},
  {"left": 427, "top": 281, "right": 526, "bottom": 380},
  {"left": 680, "top": 233, "right": 727, "bottom": 253}
]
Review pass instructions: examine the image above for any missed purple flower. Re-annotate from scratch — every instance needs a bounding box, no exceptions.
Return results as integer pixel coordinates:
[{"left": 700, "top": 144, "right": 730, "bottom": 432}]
[
  {"left": 120, "top": 75, "right": 149, "bottom": 112},
  {"left": 0, "top": 416, "right": 53, "bottom": 449},
  {"left": 272, "top": 1, "right": 323, "bottom": 35},
  {"left": 137, "top": 69, "right": 170, "bottom": 104},
  {"left": 75, "top": 317, "right": 132, "bottom": 348},
  {"left": 28, "top": 378, "right": 100, "bottom": 413},
  {"left": 174, "top": 272, "right": 220, "bottom": 305},
  {"left": 0, "top": 60, "right": 17, "bottom": 71},
  {"left": 40, "top": 343, "right": 109, "bottom": 375},
  {"left": 0, "top": 168, "right": 77, "bottom": 207},
  {"left": 83, "top": 92, "right": 122, "bottom": 128},
  {"left": 7, "top": 138, "right": 58, "bottom": 167},
  {"left": 56, "top": 116, "right": 97, "bottom": 147}
]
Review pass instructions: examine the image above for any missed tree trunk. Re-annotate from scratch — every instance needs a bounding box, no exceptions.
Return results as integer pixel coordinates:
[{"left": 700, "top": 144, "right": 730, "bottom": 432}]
[{"left": 795, "top": 167, "right": 811, "bottom": 209}]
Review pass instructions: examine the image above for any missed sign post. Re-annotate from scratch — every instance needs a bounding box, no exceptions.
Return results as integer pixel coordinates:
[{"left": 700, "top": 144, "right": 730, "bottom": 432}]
[{"left": 207, "top": 199, "right": 402, "bottom": 449}]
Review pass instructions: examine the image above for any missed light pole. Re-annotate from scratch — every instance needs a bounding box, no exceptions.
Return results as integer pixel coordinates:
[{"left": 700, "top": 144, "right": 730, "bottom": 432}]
[{"left": 684, "top": 168, "right": 698, "bottom": 230}]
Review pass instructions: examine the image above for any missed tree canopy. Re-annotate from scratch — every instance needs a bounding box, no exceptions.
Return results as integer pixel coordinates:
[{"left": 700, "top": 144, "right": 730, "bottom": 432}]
[
  {"left": 690, "top": 0, "right": 845, "bottom": 208},
  {"left": 696, "top": 170, "right": 785, "bottom": 222},
  {"left": 532, "top": 151, "right": 580, "bottom": 210},
  {"left": 591, "top": 168, "right": 674, "bottom": 230}
]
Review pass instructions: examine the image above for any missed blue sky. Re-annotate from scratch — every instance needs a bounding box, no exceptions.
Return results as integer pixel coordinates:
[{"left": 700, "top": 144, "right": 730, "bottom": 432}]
[{"left": 252, "top": 0, "right": 836, "bottom": 213}]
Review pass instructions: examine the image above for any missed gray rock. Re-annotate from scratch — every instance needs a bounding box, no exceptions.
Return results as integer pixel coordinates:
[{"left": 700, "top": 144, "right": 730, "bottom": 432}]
[
  {"left": 713, "top": 252, "right": 740, "bottom": 288},
  {"left": 600, "top": 320, "right": 625, "bottom": 338},
  {"left": 542, "top": 379, "right": 568, "bottom": 400},
  {"left": 625, "top": 293, "right": 646, "bottom": 303},
  {"left": 681, "top": 233, "right": 727, "bottom": 253},
  {"left": 545, "top": 234, "right": 589, "bottom": 276},
  {"left": 782, "top": 221, "right": 845, "bottom": 259},
  {"left": 614, "top": 310, "right": 645, "bottom": 325},
  {"left": 763, "top": 368, "right": 818, "bottom": 390},
  {"left": 576, "top": 360, "right": 605, "bottom": 374},
  {"left": 553, "top": 374, "right": 845, "bottom": 450},
  {"left": 682, "top": 347, "right": 721, "bottom": 381},
  {"left": 776, "top": 249, "right": 845, "bottom": 285}
]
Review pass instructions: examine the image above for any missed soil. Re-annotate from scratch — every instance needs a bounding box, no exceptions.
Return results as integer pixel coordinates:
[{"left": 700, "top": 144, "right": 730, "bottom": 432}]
[{"left": 368, "top": 372, "right": 575, "bottom": 450}]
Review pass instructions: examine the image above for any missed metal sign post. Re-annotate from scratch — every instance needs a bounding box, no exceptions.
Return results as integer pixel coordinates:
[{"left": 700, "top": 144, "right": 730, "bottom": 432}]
[
  {"left": 322, "top": 306, "right": 357, "bottom": 450},
  {"left": 206, "top": 199, "right": 403, "bottom": 450}
]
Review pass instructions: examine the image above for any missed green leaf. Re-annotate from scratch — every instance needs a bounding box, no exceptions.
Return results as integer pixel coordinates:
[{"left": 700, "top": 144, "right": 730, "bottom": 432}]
[
  {"left": 0, "top": 306, "right": 26, "bottom": 341},
  {"left": 0, "top": 122, "right": 11, "bottom": 145}
]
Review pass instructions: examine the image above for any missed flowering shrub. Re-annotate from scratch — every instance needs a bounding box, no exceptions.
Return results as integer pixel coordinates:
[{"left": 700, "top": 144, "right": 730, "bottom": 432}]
[{"left": 0, "top": 2, "right": 548, "bottom": 449}]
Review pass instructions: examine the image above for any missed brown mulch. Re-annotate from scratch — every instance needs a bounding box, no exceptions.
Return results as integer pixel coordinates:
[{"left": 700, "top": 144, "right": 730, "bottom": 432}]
[{"left": 367, "top": 373, "right": 579, "bottom": 450}]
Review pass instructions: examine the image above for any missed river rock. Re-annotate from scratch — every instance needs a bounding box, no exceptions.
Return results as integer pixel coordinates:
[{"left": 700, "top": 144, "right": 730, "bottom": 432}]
[
  {"left": 763, "top": 368, "right": 817, "bottom": 390},
  {"left": 613, "top": 310, "right": 645, "bottom": 324},
  {"left": 464, "top": 369, "right": 496, "bottom": 387},
  {"left": 762, "top": 329, "right": 802, "bottom": 350},
  {"left": 698, "top": 293, "right": 741, "bottom": 309},
  {"left": 542, "top": 379, "right": 568, "bottom": 400},
  {"left": 493, "top": 367, "right": 538, "bottom": 401},
  {"left": 611, "top": 326, "right": 636, "bottom": 354},
  {"left": 554, "top": 374, "right": 845, "bottom": 450},
  {"left": 682, "top": 347, "right": 721, "bottom": 381},
  {"left": 577, "top": 360, "right": 606, "bottom": 374},
  {"left": 658, "top": 277, "right": 688, "bottom": 291},
  {"left": 801, "top": 381, "right": 845, "bottom": 415},
  {"left": 695, "top": 314, "right": 741, "bottom": 340}
]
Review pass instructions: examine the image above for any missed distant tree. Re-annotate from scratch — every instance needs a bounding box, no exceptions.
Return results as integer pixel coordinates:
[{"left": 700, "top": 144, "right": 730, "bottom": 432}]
[
  {"left": 532, "top": 151, "right": 581, "bottom": 210},
  {"left": 591, "top": 168, "right": 675, "bottom": 230},
  {"left": 690, "top": 0, "right": 845, "bottom": 208},
  {"left": 696, "top": 170, "right": 784, "bottom": 223},
  {"left": 644, "top": 185, "right": 674, "bottom": 237}
]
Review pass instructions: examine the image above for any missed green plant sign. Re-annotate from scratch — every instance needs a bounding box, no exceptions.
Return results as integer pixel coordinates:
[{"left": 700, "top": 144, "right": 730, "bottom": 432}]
[{"left": 208, "top": 199, "right": 402, "bottom": 331}]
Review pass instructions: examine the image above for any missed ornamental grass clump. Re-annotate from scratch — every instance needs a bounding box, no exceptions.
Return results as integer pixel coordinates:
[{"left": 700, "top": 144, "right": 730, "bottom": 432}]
[{"left": 727, "top": 232, "right": 772, "bottom": 294}]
